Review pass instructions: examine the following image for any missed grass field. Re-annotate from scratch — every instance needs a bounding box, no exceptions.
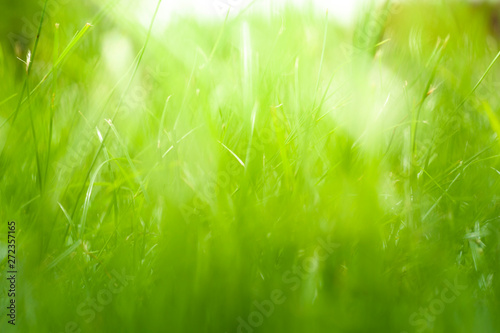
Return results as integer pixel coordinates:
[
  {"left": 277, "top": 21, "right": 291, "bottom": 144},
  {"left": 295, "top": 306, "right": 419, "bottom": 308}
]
[{"left": 2, "top": 0, "right": 500, "bottom": 332}]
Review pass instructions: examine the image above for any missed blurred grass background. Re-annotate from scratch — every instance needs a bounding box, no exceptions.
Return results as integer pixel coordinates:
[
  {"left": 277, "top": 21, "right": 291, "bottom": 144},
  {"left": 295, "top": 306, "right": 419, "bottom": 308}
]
[{"left": 2, "top": 0, "right": 500, "bottom": 332}]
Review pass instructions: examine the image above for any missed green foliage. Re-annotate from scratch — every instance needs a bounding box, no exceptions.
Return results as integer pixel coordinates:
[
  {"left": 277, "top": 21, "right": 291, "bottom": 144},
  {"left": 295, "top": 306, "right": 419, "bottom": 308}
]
[{"left": 1, "top": 1, "right": 500, "bottom": 332}]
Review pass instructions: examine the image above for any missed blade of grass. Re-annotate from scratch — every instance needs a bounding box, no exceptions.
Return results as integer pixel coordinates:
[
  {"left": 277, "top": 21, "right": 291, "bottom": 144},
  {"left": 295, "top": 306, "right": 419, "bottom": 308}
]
[
  {"left": 45, "top": 240, "right": 82, "bottom": 271},
  {"left": 27, "top": 80, "right": 43, "bottom": 193},
  {"left": 106, "top": 119, "right": 150, "bottom": 202},
  {"left": 45, "top": 23, "right": 60, "bottom": 187},
  {"left": 69, "top": 0, "right": 162, "bottom": 224},
  {"left": 456, "top": 50, "right": 500, "bottom": 111}
]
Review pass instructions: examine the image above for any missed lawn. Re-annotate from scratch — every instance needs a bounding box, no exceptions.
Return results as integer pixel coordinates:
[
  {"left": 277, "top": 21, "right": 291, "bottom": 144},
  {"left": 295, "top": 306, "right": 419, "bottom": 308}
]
[{"left": 1, "top": 0, "right": 500, "bottom": 332}]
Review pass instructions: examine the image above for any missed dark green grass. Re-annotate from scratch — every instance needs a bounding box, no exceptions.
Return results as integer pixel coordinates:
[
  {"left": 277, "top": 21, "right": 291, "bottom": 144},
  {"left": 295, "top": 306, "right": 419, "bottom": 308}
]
[{"left": 1, "top": 1, "right": 500, "bottom": 332}]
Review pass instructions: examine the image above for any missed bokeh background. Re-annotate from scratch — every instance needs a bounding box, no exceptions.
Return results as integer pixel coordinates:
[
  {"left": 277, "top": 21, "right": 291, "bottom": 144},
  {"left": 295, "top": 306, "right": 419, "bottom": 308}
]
[{"left": 2, "top": 0, "right": 500, "bottom": 332}]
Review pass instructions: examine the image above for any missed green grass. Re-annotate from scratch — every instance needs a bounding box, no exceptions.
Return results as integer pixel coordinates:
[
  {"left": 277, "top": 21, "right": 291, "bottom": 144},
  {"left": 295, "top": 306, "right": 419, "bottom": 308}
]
[{"left": 2, "top": 1, "right": 500, "bottom": 332}]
